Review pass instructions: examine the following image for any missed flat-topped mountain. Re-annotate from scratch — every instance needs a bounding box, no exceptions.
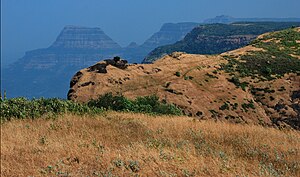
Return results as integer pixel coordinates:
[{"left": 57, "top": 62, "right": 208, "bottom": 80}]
[
  {"left": 2, "top": 26, "right": 123, "bottom": 98},
  {"left": 50, "top": 26, "right": 121, "bottom": 50},
  {"left": 143, "top": 22, "right": 300, "bottom": 63},
  {"left": 68, "top": 27, "right": 300, "bottom": 129}
]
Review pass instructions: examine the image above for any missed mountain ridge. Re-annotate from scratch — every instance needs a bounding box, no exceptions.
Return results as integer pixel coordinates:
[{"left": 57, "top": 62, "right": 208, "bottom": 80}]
[
  {"left": 143, "top": 22, "right": 300, "bottom": 63},
  {"left": 204, "top": 15, "right": 300, "bottom": 24}
]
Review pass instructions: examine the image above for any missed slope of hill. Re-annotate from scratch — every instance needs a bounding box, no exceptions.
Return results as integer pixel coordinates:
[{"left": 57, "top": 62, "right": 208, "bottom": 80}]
[
  {"left": 68, "top": 27, "right": 300, "bottom": 129},
  {"left": 143, "top": 22, "right": 300, "bottom": 63},
  {"left": 1, "top": 112, "right": 299, "bottom": 176}
]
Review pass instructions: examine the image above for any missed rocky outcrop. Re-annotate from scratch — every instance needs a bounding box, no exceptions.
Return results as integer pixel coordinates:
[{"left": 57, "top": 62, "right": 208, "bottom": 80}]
[
  {"left": 88, "top": 57, "right": 128, "bottom": 73},
  {"left": 67, "top": 57, "right": 128, "bottom": 99}
]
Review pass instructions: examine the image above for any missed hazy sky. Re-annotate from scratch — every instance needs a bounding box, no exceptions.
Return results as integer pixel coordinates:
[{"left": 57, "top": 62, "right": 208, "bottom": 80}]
[{"left": 2, "top": 0, "right": 300, "bottom": 66}]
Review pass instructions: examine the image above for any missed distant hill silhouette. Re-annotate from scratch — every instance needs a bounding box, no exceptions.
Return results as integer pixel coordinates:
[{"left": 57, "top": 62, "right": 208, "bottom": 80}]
[{"left": 204, "top": 15, "right": 300, "bottom": 24}]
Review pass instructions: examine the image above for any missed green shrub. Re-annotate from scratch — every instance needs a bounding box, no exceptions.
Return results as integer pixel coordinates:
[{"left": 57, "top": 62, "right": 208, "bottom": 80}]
[
  {"left": 222, "top": 28, "right": 300, "bottom": 80},
  {"left": 0, "top": 97, "right": 102, "bottom": 121},
  {"left": 88, "top": 93, "right": 182, "bottom": 116},
  {"left": 241, "top": 100, "right": 255, "bottom": 112},
  {"left": 228, "top": 76, "right": 249, "bottom": 91},
  {"left": 175, "top": 71, "right": 181, "bottom": 77},
  {"left": 88, "top": 93, "right": 131, "bottom": 111},
  {"left": 1, "top": 94, "right": 183, "bottom": 121},
  {"left": 219, "top": 103, "right": 229, "bottom": 110}
]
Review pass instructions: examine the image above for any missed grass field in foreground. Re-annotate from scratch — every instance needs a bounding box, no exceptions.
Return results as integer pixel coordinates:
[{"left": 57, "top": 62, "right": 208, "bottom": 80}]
[{"left": 1, "top": 112, "right": 299, "bottom": 176}]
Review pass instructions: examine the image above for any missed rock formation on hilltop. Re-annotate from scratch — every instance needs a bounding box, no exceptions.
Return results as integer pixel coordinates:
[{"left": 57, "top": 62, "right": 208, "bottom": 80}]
[{"left": 68, "top": 28, "right": 300, "bottom": 130}]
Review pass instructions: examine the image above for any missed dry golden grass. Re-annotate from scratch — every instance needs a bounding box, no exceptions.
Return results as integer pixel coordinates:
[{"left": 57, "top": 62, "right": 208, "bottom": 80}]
[{"left": 1, "top": 112, "right": 300, "bottom": 176}]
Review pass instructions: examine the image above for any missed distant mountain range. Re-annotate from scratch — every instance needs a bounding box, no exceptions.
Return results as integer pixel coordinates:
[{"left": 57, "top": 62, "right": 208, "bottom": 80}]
[
  {"left": 143, "top": 22, "right": 300, "bottom": 63},
  {"left": 204, "top": 15, "right": 300, "bottom": 24},
  {"left": 2, "top": 16, "right": 300, "bottom": 98}
]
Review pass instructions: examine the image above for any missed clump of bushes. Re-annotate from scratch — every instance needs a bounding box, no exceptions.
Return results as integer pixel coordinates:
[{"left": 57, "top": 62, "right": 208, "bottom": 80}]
[
  {"left": 88, "top": 93, "right": 182, "bottom": 116},
  {"left": 219, "top": 103, "right": 229, "bottom": 110},
  {"left": 0, "top": 97, "right": 102, "bottom": 121},
  {"left": 228, "top": 76, "right": 249, "bottom": 91},
  {"left": 1, "top": 93, "right": 182, "bottom": 121},
  {"left": 175, "top": 71, "right": 181, "bottom": 77},
  {"left": 241, "top": 100, "right": 255, "bottom": 112}
]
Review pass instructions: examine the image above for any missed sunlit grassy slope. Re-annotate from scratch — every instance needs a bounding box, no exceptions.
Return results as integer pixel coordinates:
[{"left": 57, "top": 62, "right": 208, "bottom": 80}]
[{"left": 1, "top": 112, "right": 299, "bottom": 176}]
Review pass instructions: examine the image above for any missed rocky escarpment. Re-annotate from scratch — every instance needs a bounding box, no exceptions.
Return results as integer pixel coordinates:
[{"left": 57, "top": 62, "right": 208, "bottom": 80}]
[
  {"left": 50, "top": 26, "right": 121, "bottom": 50},
  {"left": 17, "top": 26, "right": 122, "bottom": 70},
  {"left": 140, "top": 22, "right": 199, "bottom": 49},
  {"left": 143, "top": 22, "right": 300, "bottom": 63},
  {"left": 68, "top": 28, "right": 300, "bottom": 129}
]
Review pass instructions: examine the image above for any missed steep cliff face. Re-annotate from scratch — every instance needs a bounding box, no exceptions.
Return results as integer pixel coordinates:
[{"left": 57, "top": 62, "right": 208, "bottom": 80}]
[
  {"left": 143, "top": 22, "right": 300, "bottom": 63},
  {"left": 140, "top": 22, "right": 199, "bottom": 49}
]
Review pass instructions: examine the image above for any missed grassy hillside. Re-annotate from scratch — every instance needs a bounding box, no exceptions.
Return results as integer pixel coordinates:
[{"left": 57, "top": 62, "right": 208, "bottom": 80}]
[
  {"left": 1, "top": 112, "right": 300, "bottom": 176},
  {"left": 143, "top": 22, "right": 300, "bottom": 63},
  {"left": 220, "top": 27, "right": 300, "bottom": 129},
  {"left": 222, "top": 27, "right": 300, "bottom": 79},
  {"left": 68, "top": 27, "right": 300, "bottom": 129}
]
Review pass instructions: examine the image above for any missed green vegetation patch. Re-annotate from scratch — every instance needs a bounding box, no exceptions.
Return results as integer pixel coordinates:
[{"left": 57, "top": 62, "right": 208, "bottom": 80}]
[
  {"left": 1, "top": 94, "right": 182, "bottom": 121},
  {"left": 222, "top": 28, "right": 300, "bottom": 80},
  {"left": 0, "top": 97, "right": 102, "bottom": 121},
  {"left": 88, "top": 93, "right": 182, "bottom": 116}
]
